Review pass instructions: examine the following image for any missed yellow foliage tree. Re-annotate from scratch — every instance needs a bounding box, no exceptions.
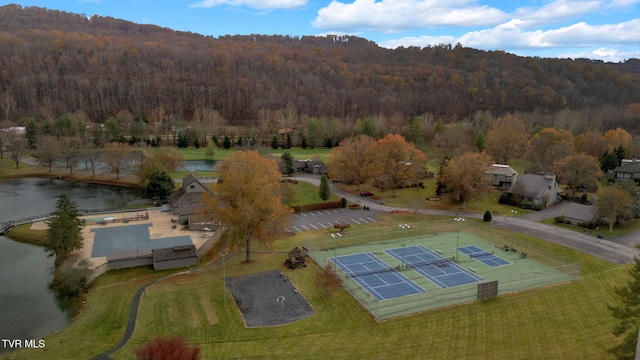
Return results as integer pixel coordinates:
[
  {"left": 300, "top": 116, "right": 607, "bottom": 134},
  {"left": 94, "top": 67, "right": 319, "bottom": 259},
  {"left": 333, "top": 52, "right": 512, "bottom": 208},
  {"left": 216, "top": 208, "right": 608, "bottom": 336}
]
[
  {"left": 485, "top": 115, "right": 529, "bottom": 164},
  {"left": 365, "top": 134, "right": 427, "bottom": 196},
  {"left": 603, "top": 127, "right": 632, "bottom": 151},
  {"left": 438, "top": 152, "right": 491, "bottom": 208},
  {"left": 529, "top": 127, "right": 574, "bottom": 166},
  {"left": 205, "top": 151, "right": 292, "bottom": 262}
]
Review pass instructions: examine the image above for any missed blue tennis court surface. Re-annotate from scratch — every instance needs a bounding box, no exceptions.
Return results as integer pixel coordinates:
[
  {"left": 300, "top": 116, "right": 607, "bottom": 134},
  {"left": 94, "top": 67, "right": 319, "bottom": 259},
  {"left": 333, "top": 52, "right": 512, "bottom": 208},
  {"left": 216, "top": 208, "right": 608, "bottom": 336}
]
[
  {"left": 331, "top": 253, "right": 425, "bottom": 300},
  {"left": 457, "top": 245, "right": 511, "bottom": 267},
  {"left": 91, "top": 223, "right": 193, "bottom": 258},
  {"left": 386, "top": 245, "right": 484, "bottom": 288}
]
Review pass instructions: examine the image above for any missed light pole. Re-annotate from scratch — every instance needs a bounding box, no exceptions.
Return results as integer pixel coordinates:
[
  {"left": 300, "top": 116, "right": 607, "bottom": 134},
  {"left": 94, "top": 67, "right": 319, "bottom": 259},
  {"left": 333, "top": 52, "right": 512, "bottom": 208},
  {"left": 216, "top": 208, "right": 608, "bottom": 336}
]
[
  {"left": 399, "top": 224, "right": 410, "bottom": 268},
  {"left": 220, "top": 249, "right": 228, "bottom": 302},
  {"left": 510, "top": 210, "right": 518, "bottom": 250},
  {"left": 331, "top": 232, "right": 342, "bottom": 273},
  {"left": 454, "top": 217, "right": 465, "bottom": 261}
]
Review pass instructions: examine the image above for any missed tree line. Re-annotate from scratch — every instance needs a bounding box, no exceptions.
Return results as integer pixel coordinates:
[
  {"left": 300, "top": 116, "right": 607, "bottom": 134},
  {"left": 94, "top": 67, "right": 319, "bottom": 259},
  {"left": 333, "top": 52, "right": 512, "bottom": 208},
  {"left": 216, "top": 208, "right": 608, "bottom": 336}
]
[{"left": 0, "top": 4, "right": 639, "bottom": 130}]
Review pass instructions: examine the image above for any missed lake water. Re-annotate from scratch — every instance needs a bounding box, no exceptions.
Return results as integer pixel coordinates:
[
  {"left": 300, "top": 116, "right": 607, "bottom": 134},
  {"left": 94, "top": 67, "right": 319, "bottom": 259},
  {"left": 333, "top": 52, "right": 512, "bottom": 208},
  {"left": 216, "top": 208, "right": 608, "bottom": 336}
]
[
  {"left": 183, "top": 160, "right": 217, "bottom": 172},
  {"left": 0, "top": 178, "right": 143, "bottom": 349}
]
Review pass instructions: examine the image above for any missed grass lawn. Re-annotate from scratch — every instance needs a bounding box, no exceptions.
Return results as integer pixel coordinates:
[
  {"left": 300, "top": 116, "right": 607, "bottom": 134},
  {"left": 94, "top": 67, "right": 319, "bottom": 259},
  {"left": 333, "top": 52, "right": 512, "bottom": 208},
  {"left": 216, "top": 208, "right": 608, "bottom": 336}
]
[
  {"left": 2, "top": 214, "right": 627, "bottom": 360},
  {"left": 285, "top": 181, "right": 340, "bottom": 207},
  {"left": 541, "top": 218, "right": 640, "bottom": 238},
  {"left": 337, "top": 180, "right": 531, "bottom": 217},
  {"left": 173, "top": 146, "right": 332, "bottom": 162}
]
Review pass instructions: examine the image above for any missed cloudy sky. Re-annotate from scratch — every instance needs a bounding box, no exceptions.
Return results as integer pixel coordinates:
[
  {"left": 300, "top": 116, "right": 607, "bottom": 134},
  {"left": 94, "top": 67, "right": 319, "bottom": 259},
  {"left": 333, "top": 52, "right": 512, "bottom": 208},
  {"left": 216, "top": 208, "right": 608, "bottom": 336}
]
[{"left": 9, "top": 0, "right": 639, "bottom": 62}]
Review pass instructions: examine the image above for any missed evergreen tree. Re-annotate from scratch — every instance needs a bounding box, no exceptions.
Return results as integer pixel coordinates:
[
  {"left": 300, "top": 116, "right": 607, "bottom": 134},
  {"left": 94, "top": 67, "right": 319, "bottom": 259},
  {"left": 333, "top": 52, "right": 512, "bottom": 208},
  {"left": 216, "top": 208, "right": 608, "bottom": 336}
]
[
  {"left": 25, "top": 117, "right": 39, "bottom": 149},
  {"left": 609, "top": 257, "right": 640, "bottom": 359},
  {"left": 319, "top": 174, "right": 331, "bottom": 201},
  {"left": 301, "top": 135, "right": 308, "bottom": 149},
  {"left": 281, "top": 152, "right": 294, "bottom": 175},
  {"left": 144, "top": 171, "right": 176, "bottom": 200},
  {"left": 271, "top": 135, "right": 279, "bottom": 149},
  {"left": 45, "top": 194, "right": 85, "bottom": 268},
  {"left": 285, "top": 133, "right": 292, "bottom": 149},
  {"left": 223, "top": 135, "right": 231, "bottom": 149},
  {"left": 601, "top": 151, "right": 619, "bottom": 172}
]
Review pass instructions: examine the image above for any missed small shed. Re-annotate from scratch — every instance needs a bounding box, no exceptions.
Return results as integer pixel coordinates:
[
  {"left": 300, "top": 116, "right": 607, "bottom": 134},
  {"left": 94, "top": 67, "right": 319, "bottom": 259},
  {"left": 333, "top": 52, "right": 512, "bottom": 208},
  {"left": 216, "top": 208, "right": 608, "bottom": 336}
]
[
  {"left": 152, "top": 245, "right": 199, "bottom": 270},
  {"left": 285, "top": 246, "right": 308, "bottom": 269}
]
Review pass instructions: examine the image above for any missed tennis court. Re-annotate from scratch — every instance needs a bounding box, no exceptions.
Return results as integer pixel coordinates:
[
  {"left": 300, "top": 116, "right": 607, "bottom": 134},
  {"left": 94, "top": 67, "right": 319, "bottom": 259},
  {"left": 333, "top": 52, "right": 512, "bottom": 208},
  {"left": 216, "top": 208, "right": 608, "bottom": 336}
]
[
  {"left": 457, "top": 245, "right": 512, "bottom": 267},
  {"left": 331, "top": 253, "right": 425, "bottom": 300},
  {"left": 386, "top": 245, "right": 484, "bottom": 288},
  {"left": 305, "top": 220, "right": 581, "bottom": 320}
]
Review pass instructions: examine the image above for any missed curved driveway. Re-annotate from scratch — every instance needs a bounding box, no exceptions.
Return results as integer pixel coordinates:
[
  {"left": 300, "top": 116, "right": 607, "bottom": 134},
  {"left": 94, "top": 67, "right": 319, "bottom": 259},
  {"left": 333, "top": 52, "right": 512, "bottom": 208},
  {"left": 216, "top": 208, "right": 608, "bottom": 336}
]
[{"left": 292, "top": 174, "right": 640, "bottom": 264}]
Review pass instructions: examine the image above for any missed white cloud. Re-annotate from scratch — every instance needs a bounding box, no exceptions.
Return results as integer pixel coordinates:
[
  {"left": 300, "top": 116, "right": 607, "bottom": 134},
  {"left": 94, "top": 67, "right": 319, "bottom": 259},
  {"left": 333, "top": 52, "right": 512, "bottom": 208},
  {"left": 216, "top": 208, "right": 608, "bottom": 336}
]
[
  {"left": 190, "top": 0, "right": 307, "bottom": 10},
  {"left": 513, "top": 0, "right": 602, "bottom": 28},
  {"left": 556, "top": 47, "right": 638, "bottom": 62},
  {"left": 457, "top": 18, "right": 640, "bottom": 49},
  {"left": 313, "top": 0, "right": 508, "bottom": 32}
]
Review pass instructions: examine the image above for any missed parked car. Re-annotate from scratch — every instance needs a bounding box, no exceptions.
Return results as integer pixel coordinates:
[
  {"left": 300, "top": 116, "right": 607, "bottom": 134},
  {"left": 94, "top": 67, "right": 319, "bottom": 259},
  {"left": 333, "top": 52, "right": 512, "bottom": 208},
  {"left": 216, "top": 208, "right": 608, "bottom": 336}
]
[{"left": 359, "top": 191, "right": 374, "bottom": 196}]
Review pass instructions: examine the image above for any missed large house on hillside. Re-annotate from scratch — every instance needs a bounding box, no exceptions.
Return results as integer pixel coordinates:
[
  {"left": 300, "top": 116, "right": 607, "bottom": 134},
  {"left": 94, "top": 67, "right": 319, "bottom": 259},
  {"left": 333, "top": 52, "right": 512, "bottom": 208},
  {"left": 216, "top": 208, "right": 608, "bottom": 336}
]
[
  {"left": 507, "top": 174, "right": 560, "bottom": 209},
  {"left": 484, "top": 164, "right": 518, "bottom": 190},
  {"left": 615, "top": 160, "right": 640, "bottom": 180}
]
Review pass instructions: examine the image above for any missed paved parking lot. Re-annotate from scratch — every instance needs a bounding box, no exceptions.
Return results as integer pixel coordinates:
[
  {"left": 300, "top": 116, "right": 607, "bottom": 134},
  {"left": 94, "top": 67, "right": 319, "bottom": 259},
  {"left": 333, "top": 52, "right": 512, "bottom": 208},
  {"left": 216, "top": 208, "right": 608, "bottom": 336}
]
[{"left": 288, "top": 208, "right": 381, "bottom": 233}]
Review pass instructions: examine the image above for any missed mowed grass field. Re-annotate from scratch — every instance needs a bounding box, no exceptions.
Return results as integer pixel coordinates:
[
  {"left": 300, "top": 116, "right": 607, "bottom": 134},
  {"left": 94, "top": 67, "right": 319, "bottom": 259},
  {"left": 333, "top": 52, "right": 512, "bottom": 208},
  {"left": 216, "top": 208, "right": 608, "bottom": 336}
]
[{"left": 2, "top": 214, "right": 627, "bottom": 360}]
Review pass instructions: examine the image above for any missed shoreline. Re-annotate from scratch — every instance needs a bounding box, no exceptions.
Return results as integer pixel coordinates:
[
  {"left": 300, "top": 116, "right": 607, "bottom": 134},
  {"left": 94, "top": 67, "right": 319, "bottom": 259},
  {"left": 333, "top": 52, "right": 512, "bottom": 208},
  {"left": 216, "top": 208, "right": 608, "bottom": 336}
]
[{"left": 0, "top": 170, "right": 141, "bottom": 188}]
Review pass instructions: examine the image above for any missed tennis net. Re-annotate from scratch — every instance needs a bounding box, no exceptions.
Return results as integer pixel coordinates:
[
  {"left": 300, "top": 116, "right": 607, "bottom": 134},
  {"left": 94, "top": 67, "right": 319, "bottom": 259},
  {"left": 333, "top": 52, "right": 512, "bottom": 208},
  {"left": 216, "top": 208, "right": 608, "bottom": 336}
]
[
  {"left": 346, "top": 264, "right": 397, "bottom": 277},
  {"left": 404, "top": 257, "right": 452, "bottom": 269},
  {"left": 469, "top": 251, "right": 494, "bottom": 259}
]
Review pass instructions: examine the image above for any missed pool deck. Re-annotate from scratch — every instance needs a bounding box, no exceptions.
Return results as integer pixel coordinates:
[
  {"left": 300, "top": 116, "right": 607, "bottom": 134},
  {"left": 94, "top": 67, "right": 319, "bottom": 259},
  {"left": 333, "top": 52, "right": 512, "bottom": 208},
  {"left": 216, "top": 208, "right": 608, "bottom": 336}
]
[{"left": 30, "top": 208, "right": 215, "bottom": 270}]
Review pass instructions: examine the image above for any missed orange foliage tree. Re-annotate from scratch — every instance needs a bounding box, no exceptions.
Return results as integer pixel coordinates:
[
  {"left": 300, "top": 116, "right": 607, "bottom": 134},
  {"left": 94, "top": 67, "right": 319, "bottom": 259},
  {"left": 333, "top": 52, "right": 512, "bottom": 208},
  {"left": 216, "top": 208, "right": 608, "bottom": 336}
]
[
  {"left": 328, "top": 135, "right": 375, "bottom": 190},
  {"left": 555, "top": 153, "right": 603, "bottom": 193},
  {"left": 573, "top": 130, "right": 607, "bottom": 158},
  {"left": 604, "top": 127, "right": 632, "bottom": 152},
  {"left": 204, "top": 151, "right": 292, "bottom": 262},
  {"left": 365, "top": 134, "right": 427, "bottom": 196}
]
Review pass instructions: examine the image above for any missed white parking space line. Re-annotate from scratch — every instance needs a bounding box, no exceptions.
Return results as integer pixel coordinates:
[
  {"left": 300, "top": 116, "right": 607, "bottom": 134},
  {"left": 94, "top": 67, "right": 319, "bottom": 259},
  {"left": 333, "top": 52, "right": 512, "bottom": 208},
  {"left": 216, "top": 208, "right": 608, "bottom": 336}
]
[
  {"left": 324, "top": 210, "right": 331, "bottom": 214},
  {"left": 359, "top": 218, "right": 369, "bottom": 223},
  {"left": 327, "top": 222, "right": 335, "bottom": 227},
  {"left": 301, "top": 225, "right": 310, "bottom": 230},
  {"left": 366, "top": 217, "right": 376, "bottom": 222},
  {"left": 293, "top": 226, "right": 301, "bottom": 232},
  {"left": 301, "top": 213, "right": 307, "bottom": 217},
  {"left": 310, "top": 223, "right": 319, "bottom": 230},
  {"left": 318, "top": 223, "right": 327, "bottom": 228},
  {"left": 351, "top": 219, "right": 361, "bottom": 224}
]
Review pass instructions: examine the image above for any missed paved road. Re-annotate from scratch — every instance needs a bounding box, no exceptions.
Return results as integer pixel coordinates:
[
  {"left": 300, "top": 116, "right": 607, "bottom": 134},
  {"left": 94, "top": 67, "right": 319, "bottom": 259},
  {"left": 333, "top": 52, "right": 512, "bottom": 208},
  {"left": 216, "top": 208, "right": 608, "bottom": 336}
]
[{"left": 292, "top": 174, "right": 640, "bottom": 264}]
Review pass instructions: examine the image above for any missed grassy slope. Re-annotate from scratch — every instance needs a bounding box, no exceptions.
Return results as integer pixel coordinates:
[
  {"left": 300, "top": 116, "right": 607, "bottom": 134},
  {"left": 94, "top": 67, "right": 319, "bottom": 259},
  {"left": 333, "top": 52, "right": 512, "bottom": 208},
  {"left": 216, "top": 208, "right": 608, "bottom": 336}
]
[{"left": 2, "top": 215, "right": 626, "bottom": 360}]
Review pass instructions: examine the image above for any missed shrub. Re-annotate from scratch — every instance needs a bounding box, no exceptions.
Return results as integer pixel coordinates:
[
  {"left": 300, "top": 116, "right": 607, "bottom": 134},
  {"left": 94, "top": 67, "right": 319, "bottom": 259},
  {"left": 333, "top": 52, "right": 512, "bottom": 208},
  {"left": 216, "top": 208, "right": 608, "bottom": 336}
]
[
  {"left": 135, "top": 336, "right": 201, "bottom": 360},
  {"left": 341, "top": 197, "right": 347, "bottom": 207},
  {"left": 483, "top": 210, "right": 492, "bottom": 222},
  {"left": 554, "top": 216, "right": 565, "bottom": 224},
  {"left": 581, "top": 193, "right": 588, "bottom": 203},
  {"left": 520, "top": 200, "right": 542, "bottom": 211},
  {"left": 587, "top": 222, "right": 596, "bottom": 229}
]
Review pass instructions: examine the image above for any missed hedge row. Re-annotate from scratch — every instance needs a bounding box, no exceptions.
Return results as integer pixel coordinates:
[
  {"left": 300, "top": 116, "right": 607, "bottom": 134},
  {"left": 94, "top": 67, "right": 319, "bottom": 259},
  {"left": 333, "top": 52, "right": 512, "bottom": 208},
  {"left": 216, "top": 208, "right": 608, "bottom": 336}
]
[{"left": 291, "top": 200, "right": 344, "bottom": 213}]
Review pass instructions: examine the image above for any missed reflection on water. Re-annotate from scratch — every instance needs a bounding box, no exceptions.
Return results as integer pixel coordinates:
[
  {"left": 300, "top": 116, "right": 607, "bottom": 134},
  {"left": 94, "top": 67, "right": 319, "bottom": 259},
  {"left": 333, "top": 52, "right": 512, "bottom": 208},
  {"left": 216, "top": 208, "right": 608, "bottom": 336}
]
[
  {"left": 0, "top": 178, "right": 144, "bottom": 348},
  {"left": 183, "top": 160, "right": 217, "bottom": 171}
]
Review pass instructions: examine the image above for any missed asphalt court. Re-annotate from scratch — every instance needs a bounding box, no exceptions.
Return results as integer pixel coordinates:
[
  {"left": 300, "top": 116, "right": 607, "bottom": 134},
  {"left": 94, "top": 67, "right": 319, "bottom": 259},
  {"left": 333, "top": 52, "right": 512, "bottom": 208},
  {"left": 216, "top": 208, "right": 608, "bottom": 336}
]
[
  {"left": 386, "top": 245, "right": 484, "bottom": 288},
  {"left": 457, "top": 245, "right": 512, "bottom": 267},
  {"left": 288, "top": 208, "right": 380, "bottom": 233},
  {"left": 331, "top": 253, "right": 425, "bottom": 300}
]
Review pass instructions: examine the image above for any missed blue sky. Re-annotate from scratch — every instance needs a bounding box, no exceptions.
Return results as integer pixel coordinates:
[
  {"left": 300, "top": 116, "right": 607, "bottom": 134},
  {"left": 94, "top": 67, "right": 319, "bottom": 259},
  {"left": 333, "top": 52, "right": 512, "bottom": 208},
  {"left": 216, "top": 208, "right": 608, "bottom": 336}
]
[{"left": 7, "top": 0, "right": 639, "bottom": 62}]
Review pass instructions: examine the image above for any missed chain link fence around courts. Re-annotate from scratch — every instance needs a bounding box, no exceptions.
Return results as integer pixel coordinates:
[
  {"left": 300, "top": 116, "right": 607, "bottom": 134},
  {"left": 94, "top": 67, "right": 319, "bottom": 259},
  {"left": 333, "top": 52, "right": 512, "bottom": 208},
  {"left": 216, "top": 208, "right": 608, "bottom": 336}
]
[{"left": 304, "top": 220, "right": 580, "bottom": 321}]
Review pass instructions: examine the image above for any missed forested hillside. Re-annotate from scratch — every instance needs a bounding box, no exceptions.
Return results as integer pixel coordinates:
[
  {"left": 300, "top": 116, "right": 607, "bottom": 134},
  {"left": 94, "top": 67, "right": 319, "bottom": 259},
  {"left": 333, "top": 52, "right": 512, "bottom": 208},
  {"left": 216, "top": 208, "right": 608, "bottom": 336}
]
[{"left": 0, "top": 4, "right": 639, "bottom": 129}]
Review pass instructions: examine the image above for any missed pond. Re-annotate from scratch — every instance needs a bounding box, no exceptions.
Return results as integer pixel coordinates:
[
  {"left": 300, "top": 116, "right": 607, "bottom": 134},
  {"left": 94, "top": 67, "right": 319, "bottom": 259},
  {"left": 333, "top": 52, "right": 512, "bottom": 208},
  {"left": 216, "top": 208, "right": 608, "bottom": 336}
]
[
  {"left": 183, "top": 160, "right": 217, "bottom": 172},
  {"left": 0, "top": 178, "right": 144, "bottom": 351}
]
